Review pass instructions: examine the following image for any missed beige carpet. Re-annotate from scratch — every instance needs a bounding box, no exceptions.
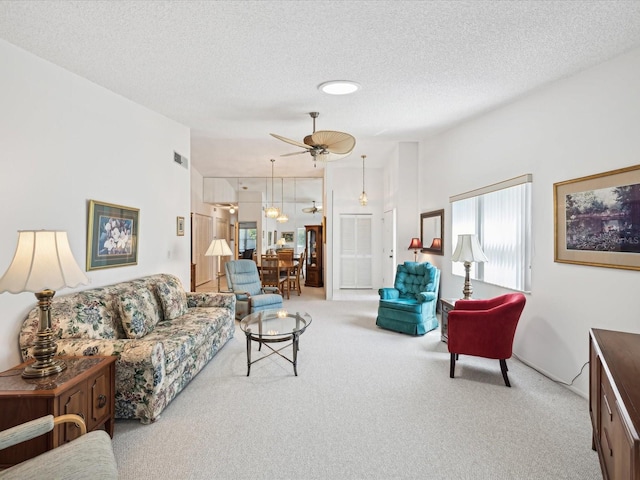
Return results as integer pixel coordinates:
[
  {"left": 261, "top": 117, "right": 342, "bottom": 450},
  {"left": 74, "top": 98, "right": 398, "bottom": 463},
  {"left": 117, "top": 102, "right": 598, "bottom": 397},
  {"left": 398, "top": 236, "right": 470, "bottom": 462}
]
[{"left": 112, "top": 286, "right": 601, "bottom": 479}]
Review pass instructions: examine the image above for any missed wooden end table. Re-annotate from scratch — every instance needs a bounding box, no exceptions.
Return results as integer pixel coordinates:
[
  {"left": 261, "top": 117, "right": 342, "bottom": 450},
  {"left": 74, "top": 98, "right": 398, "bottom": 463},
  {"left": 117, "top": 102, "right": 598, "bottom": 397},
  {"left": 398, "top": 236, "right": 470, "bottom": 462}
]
[
  {"left": 0, "top": 355, "right": 116, "bottom": 468},
  {"left": 440, "top": 298, "right": 457, "bottom": 343}
]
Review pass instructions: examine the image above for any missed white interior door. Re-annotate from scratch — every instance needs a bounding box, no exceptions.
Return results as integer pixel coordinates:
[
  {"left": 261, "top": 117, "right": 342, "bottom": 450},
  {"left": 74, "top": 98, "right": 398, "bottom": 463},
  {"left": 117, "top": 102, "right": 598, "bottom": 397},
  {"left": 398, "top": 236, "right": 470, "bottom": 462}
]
[{"left": 339, "top": 214, "right": 372, "bottom": 289}]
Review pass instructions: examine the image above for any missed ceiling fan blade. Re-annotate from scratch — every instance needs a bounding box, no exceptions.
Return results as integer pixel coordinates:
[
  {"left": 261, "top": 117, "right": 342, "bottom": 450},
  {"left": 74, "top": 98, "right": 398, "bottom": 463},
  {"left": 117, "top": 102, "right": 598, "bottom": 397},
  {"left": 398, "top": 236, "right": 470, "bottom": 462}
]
[
  {"left": 311, "top": 131, "right": 356, "bottom": 155},
  {"left": 280, "top": 150, "right": 309, "bottom": 157},
  {"left": 270, "top": 133, "right": 312, "bottom": 150}
]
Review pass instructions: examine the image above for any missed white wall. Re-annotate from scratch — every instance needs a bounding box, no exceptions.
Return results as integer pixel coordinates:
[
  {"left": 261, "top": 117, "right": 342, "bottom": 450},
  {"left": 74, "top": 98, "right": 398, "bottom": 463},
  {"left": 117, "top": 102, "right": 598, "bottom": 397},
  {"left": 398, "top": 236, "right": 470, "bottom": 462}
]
[
  {"left": 419, "top": 46, "right": 640, "bottom": 397},
  {"left": 0, "top": 40, "right": 191, "bottom": 371}
]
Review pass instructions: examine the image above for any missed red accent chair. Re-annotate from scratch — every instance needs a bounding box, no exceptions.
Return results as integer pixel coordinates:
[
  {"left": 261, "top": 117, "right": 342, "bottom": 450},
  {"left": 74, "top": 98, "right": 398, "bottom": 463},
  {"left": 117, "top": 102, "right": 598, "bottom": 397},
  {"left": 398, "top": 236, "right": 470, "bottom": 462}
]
[{"left": 448, "top": 293, "right": 526, "bottom": 387}]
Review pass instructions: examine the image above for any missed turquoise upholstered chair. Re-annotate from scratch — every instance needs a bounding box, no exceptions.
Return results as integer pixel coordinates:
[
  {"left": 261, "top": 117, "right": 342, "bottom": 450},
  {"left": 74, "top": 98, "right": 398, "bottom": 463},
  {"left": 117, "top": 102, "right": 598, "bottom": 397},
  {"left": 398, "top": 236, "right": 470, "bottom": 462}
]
[
  {"left": 225, "top": 259, "right": 283, "bottom": 320},
  {"left": 376, "top": 262, "right": 440, "bottom": 335}
]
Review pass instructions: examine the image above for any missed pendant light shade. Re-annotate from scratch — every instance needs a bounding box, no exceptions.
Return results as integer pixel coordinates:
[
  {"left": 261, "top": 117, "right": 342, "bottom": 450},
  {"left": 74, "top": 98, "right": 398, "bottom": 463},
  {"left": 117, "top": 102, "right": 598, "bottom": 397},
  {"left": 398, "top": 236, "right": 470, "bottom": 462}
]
[
  {"left": 359, "top": 154, "right": 368, "bottom": 206},
  {"left": 276, "top": 178, "right": 288, "bottom": 223},
  {"left": 265, "top": 159, "right": 280, "bottom": 219}
]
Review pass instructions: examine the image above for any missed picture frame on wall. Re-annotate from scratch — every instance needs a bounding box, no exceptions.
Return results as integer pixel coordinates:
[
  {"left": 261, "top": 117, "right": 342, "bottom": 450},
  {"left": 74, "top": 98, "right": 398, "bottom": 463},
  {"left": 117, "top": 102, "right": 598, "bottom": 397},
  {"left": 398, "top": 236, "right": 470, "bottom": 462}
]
[
  {"left": 177, "top": 216, "right": 185, "bottom": 236},
  {"left": 87, "top": 200, "right": 139, "bottom": 270},
  {"left": 282, "top": 231, "right": 294, "bottom": 243},
  {"left": 420, "top": 209, "right": 444, "bottom": 255},
  {"left": 554, "top": 164, "right": 640, "bottom": 271}
]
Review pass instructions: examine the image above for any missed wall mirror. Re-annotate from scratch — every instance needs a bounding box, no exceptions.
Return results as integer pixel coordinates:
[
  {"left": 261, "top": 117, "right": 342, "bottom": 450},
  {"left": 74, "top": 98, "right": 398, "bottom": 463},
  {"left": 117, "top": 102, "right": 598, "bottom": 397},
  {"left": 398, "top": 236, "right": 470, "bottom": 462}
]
[{"left": 420, "top": 209, "right": 444, "bottom": 255}]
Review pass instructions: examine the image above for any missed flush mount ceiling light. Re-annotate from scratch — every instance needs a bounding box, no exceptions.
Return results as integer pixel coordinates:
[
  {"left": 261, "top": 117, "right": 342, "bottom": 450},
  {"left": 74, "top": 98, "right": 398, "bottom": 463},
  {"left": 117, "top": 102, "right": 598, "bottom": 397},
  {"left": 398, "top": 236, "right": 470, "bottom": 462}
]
[{"left": 318, "top": 80, "right": 361, "bottom": 95}]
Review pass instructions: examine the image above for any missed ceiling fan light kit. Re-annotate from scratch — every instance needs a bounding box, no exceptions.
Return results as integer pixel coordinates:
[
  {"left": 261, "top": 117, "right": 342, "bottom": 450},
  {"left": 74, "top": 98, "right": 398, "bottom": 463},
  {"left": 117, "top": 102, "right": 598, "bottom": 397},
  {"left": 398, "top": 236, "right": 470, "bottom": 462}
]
[
  {"left": 318, "top": 80, "right": 361, "bottom": 95},
  {"left": 270, "top": 112, "right": 356, "bottom": 166}
]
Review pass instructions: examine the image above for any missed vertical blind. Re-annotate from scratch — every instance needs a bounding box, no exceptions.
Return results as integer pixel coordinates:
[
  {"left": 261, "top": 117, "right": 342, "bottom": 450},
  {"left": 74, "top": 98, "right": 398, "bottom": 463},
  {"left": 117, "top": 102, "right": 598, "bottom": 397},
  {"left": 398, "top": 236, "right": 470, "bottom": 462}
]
[{"left": 450, "top": 175, "right": 532, "bottom": 292}]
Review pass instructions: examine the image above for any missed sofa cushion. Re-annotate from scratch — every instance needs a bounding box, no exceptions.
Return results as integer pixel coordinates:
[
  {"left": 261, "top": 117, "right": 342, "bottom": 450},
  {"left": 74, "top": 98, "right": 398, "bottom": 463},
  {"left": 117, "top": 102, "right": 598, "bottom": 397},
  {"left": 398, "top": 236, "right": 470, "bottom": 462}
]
[
  {"left": 118, "top": 289, "right": 159, "bottom": 339},
  {"left": 155, "top": 278, "right": 188, "bottom": 320}
]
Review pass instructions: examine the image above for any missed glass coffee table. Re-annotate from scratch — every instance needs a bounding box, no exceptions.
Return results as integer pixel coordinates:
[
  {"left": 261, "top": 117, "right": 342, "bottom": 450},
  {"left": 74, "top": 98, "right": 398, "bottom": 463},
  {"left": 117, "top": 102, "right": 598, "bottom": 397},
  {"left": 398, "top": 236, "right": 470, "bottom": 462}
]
[{"left": 239, "top": 309, "right": 312, "bottom": 376}]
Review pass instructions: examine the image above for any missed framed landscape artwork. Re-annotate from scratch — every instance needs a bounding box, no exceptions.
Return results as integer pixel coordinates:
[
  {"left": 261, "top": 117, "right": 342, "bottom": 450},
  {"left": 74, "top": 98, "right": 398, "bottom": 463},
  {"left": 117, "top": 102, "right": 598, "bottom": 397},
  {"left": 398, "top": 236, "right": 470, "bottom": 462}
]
[
  {"left": 282, "top": 231, "right": 294, "bottom": 243},
  {"left": 554, "top": 164, "right": 640, "bottom": 271},
  {"left": 87, "top": 200, "right": 139, "bottom": 270}
]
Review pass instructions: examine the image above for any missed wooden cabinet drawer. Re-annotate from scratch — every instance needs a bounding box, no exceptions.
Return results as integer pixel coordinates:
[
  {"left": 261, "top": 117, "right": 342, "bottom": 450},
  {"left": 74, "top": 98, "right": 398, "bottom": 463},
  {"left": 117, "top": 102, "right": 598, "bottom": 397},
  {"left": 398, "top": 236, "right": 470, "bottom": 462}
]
[{"left": 88, "top": 367, "right": 112, "bottom": 431}]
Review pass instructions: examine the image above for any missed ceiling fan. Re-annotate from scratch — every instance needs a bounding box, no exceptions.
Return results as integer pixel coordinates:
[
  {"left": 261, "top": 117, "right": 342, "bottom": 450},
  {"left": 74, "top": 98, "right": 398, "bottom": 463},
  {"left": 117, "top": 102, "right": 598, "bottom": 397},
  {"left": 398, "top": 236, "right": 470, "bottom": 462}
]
[
  {"left": 270, "top": 112, "right": 356, "bottom": 166},
  {"left": 302, "top": 201, "right": 323, "bottom": 214}
]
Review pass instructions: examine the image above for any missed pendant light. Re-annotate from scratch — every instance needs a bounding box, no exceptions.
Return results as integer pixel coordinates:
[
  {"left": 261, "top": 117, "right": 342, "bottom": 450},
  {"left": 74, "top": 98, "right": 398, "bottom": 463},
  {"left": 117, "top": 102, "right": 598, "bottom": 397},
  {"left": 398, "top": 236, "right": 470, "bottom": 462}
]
[
  {"left": 265, "top": 158, "right": 280, "bottom": 218},
  {"left": 276, "top": 178, "right": 289, "bottom": 223},
  {"left": 359, "top": 154, "right": 368, "bottom": 206}
]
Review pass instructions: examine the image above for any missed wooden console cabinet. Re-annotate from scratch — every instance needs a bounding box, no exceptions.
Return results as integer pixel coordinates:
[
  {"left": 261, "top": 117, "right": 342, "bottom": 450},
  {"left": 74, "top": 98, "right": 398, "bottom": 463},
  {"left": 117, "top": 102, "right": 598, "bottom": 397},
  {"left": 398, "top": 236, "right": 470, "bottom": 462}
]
[
  {"left": 589, "top": 328, "right": 640, "bottom": 479},
  {"left": 0, "top": 356, "right": 116, "bottom": 468},
  {"left": 305, "top": 224, "right": 323, "bottom": 287}
]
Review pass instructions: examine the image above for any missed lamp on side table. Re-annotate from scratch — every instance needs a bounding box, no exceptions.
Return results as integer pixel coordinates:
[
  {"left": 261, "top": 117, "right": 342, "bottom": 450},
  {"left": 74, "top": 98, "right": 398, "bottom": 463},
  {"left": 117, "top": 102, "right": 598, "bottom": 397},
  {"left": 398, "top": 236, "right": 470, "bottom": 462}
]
[{"left": 0, "top": 230, "right": 89, "bottom": 378}]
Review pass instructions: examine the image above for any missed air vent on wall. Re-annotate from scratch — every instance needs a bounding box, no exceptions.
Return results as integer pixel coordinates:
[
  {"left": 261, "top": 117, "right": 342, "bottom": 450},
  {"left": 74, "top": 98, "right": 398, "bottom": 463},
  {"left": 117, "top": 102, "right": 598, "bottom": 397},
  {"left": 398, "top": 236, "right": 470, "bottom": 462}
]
[{"left": 173, "top": 151, "right": 189, "bottom": 169}]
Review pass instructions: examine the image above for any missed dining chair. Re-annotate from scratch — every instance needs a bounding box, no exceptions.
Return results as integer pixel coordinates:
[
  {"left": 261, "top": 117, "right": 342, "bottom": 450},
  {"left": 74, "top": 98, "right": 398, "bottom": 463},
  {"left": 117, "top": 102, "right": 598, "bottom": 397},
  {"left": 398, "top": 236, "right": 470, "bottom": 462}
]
[
  {"left": 260, "top": 255, "right": 288, "bottom": 297},
  {"left": 288, "top": 250, "right": 304, "bottom": 296}
]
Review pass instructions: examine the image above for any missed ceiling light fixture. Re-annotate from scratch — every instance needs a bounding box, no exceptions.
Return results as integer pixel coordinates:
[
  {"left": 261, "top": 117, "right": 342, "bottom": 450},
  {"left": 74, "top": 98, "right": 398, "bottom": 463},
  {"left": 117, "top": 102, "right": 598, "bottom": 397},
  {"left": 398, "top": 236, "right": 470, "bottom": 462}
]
[
  {"left": 265, "top": 159, "right": 280, "bottom": 219},
  {"left": 359, "top": 154, "right": 368, "bottom": 206},
  {"left": 318, "top": 80, "right": 361, "bottom": 95}
]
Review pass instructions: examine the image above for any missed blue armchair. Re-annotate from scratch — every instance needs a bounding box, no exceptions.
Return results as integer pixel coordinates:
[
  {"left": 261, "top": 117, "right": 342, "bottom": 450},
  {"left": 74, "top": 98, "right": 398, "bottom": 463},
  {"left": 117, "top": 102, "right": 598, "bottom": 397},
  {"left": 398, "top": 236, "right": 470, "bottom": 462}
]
[
  {"left": 225, "top": 259, "right": 283, "bottom": 320},
  {"left": 376, "top": 262, "right": 440, "bottom": 335}
]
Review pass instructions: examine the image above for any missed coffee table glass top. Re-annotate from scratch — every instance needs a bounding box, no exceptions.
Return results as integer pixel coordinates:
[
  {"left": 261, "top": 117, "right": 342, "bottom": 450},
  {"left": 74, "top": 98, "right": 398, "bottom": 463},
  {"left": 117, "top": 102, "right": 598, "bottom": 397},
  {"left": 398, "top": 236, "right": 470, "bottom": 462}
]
[{"left": 240, "top": 309, "right": 312, "bottom": 337}]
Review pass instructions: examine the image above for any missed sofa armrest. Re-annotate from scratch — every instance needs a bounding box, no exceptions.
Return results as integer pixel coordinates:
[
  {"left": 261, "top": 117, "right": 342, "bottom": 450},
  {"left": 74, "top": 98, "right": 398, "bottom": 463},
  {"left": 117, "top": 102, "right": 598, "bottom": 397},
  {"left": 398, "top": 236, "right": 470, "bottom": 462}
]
[
  {"left": 416, "top": 291, "right": 437, "bottom": 303},
  {"left": 378, "top": 288, "right": 400, "bottom": 300},
  {"left": 22, "top": 338, "right": 167, "bottom": 395},
  {"left": 186, "top": 291, "right": 235, "bottom": 309}
]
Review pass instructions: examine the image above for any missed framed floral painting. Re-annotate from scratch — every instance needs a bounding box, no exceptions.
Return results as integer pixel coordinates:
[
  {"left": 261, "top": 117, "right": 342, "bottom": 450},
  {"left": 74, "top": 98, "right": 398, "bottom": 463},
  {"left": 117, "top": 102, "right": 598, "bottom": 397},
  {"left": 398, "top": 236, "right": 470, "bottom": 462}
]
[{"left": 87, "top": 200, "right": 139, "bottom": 270}]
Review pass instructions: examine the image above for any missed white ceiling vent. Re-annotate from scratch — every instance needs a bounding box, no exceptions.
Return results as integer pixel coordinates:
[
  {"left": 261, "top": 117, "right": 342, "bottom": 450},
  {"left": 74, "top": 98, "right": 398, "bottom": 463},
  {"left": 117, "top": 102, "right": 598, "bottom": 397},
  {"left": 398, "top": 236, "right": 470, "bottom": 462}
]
[{"left": 173, "top": 151, "right": 189, "bottom": 169}]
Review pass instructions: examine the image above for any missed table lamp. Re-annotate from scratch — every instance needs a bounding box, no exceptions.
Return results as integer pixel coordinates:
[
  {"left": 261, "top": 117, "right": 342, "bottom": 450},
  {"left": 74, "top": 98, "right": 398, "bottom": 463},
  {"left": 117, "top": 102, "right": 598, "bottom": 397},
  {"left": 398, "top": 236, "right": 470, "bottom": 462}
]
[
  {"left": 451, "top": 234, "right": 488, "bottom": 299},
  {"left": 205, "top": 238, "right": 233, "bottom": 292},
  {"left": 408, "top": 237, "right": 422, "bottom": 261},
  {"left": 0, "top": 230, "right": 89, "bottom": 378},
  {"left": 429, "top": 238, "right": 442, "bottom": 250},
  {"left": 276, "top": 237, "right": 286, "bottom": 247}
]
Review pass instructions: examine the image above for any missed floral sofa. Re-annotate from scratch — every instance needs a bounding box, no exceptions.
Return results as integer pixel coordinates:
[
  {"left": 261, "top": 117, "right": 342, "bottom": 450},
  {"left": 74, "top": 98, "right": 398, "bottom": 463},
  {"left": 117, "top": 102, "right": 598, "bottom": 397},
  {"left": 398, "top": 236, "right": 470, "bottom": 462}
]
[{"left": 19, "top": 274, "right": 235, "bottom": 424}]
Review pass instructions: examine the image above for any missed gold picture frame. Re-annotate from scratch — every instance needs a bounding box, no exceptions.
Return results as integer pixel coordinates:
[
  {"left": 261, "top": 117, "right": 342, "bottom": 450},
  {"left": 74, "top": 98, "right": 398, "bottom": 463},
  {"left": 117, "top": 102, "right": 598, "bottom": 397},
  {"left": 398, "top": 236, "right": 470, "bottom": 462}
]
[
  {"left": 87, "top": 200, "right": 139, "bottom": 270},
  {"left": 177, "top": 216, "right": 185, "bottom": 236},
  {"left": 554, "top": 164, "right": 640, "bottom": 270}
]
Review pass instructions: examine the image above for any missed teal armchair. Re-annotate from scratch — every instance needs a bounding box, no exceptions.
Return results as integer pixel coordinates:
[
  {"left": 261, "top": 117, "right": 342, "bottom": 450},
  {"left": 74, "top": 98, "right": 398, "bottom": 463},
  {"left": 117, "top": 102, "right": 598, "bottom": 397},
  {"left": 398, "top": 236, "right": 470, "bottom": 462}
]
[
  {"left": 225, "top": 259, "right": 283, "bottom": 320},
  {"left": 376, "top": 262, "right": 440, "bottom": 335}
]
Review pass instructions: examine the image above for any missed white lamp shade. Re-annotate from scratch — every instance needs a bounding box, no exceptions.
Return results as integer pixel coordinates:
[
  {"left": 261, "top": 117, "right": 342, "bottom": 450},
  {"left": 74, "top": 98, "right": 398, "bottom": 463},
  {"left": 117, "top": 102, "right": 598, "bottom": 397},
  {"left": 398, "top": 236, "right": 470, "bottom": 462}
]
[
  {"left": 0, "top": 230, "right": 89, "bottom": 293},
  {"left": 205, "top": 238, "right": 232, "bottom": 256},
  {"left": 276, "top": 238, "right": 286, "bottom": 246},
  {"left": 451, "top": 234, "right": 489, "bottom": 263}
]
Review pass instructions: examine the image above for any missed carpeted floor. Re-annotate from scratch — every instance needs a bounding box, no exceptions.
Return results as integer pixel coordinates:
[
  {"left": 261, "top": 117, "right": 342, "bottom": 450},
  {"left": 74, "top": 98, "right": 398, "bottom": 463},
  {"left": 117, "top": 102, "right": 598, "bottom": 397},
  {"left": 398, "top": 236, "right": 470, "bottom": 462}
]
[{"left": 112, "top": 286, "right": 601, "bottom": 479}]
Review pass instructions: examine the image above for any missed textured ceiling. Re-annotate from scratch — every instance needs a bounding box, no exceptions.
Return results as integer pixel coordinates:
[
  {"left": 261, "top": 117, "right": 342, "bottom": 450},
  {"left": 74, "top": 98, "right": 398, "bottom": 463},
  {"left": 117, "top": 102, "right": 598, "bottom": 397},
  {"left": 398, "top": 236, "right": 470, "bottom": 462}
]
[{"left": 2, "top": 0, "right": 640, "bottom": 179}]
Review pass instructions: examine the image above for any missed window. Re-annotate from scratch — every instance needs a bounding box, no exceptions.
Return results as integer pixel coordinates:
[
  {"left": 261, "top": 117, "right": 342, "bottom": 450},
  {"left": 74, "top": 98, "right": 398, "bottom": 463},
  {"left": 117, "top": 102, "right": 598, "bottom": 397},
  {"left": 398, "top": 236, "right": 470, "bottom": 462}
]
[{"left": 450, "top": 174, "right": 532, "bottom": 292}]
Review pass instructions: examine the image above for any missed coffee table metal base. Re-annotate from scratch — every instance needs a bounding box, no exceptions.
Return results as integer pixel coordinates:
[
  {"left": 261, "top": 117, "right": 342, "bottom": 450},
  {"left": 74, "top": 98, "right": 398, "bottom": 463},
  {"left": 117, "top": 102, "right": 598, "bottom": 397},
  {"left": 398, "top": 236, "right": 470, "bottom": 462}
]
[{"left": 244, "top": 331, "right": 302, "bottom": 376}]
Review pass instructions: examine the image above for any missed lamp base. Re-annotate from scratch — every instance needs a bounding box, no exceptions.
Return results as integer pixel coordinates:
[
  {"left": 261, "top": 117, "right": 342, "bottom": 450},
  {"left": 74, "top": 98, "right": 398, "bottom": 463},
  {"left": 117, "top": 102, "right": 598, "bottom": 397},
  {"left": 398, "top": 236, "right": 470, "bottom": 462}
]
[
  {"left": 22, "top": 357, "right": 67, "bottom": 378},
  {"left": 22, "top": 290, "right": 67, "bottom": 378},
  {"left": 462, "top": 261, "right": 473, "bottom": 300}
]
